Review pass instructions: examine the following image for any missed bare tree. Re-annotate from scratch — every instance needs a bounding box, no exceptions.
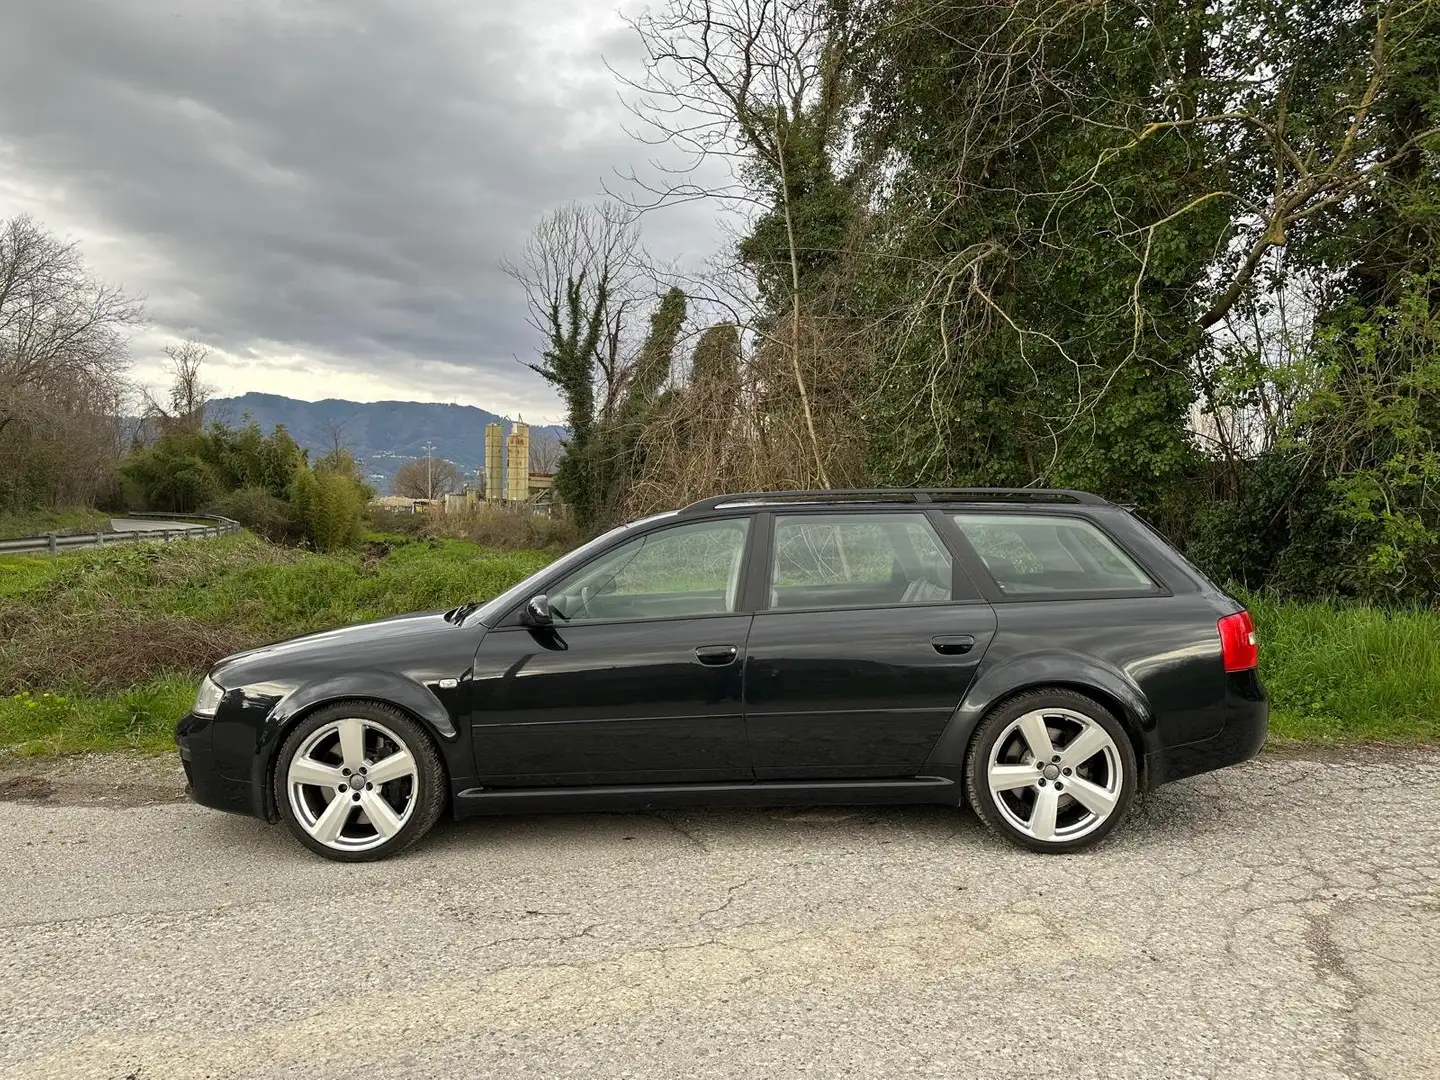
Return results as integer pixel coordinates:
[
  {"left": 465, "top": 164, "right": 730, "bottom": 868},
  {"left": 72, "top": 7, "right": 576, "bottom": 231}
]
[
  {"left": 141, "top": 339, "right": 214, "bottom": 434},
  {"left": 501, "top": 202, "right": 646, "bottom": 427},
  {"left": 528, "top": 428, "right": 562, "bottom": 473},
  {"left": 0, "top": 215, "right": 142, "bottom": 508},
  {"left": 392, "top": 457, "right": 460, "bottom": 499}
]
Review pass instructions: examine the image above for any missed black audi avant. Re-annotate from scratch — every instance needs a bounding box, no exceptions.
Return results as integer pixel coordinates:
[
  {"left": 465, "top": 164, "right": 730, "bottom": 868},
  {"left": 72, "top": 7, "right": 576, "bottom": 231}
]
[{"left": 176, "top": 488, "right": 1267, "bottom": 861}]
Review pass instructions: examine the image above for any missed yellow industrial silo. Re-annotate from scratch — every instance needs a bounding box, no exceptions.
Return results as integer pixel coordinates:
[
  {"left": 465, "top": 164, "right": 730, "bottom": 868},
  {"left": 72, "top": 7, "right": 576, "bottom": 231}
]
[
  {"left": 484, "top": 423, "right": 504, "bottom": 502},
  {"left": 505, "top": 423, "right": 530, "bottom": 503}
]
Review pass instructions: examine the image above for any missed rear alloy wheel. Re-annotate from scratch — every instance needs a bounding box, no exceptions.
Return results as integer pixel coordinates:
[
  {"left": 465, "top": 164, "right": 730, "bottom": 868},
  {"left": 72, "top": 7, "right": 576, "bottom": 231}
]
[
  {"left": 965, "top": 689, "right": 1136, "bottom": 852},
  {"left": 275, "top": 702, "right": 446, "bottom": 862}
]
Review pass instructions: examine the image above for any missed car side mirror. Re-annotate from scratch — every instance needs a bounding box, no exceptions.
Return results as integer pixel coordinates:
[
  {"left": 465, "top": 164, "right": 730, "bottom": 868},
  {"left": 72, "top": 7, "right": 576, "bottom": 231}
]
[{"left": 524, "top": 594, "right": 553, "bottom": 626}]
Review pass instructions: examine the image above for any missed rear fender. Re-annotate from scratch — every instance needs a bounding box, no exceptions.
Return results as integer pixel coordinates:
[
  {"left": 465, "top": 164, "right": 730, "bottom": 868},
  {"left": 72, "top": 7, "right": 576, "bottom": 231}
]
[{"left": 925, "top": 650, "right": 1155, "bottom": 771}]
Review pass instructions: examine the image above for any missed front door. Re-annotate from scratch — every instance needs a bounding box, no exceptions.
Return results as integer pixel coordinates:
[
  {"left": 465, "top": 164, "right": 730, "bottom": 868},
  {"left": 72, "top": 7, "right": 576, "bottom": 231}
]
[
  {"left": 743, "top": 510, "right": 997, "bottom": 779},
  {"left": 470, "top": 516, "right": 756, "bottom": 786}
]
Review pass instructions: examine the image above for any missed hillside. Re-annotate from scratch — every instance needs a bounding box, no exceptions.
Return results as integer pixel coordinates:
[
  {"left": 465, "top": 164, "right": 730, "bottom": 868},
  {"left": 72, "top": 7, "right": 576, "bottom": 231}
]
[{"left": 209, "top": 393, "right": 563, "bottom": 490}]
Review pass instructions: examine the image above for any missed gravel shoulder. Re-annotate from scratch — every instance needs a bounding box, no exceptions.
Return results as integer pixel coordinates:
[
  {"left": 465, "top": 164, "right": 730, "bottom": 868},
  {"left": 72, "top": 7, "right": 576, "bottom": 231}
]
[{"left": 2, "top": 749, "right": 1437, "bottom": 1079}]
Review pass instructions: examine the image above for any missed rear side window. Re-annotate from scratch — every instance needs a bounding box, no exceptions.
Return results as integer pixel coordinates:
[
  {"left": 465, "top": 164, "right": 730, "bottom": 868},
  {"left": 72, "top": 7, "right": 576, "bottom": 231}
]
[
  {"left": 769, "top": 512, "right": 954, "bottom": 610},
  {"left": 952, "top": 513, "right": 1156, "bottom": 596}
]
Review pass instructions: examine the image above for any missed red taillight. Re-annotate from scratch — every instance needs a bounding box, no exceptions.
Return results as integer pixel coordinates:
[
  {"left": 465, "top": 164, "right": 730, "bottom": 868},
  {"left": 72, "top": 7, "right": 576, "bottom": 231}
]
[{"left": 1218, "top": 610, "right": 1258, "bottom": 672}]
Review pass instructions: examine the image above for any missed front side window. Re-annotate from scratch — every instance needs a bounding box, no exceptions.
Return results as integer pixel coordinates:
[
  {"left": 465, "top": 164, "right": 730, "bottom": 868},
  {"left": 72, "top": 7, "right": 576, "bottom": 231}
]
[
  {"left": 952, "top": 512, "right": 1156, "bottom": 596},
  {"left": 769, "top": 512, "right": 954, "bottom": 610},
  {"left": 548, "top": 517, "right": 750, "bottom": 623}
]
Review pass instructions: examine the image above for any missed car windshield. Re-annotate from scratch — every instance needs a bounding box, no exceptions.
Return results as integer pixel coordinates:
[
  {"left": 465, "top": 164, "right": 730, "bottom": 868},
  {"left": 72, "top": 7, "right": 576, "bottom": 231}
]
[{"left": 469, "top": 511, "right": 679, "bottom": 626}]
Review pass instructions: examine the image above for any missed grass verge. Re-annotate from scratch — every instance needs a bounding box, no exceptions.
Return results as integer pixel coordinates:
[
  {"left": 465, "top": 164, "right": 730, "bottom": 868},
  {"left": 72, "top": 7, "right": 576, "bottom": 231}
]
[
  {"left": 0, "top": 508, "right": 112, "bottom": 540},
  {"left": 1248, "top": 593, "right": 1440, "bottom": 744},
  {"left": 1, "top": 533, "right": 550, "bottom": 756}
]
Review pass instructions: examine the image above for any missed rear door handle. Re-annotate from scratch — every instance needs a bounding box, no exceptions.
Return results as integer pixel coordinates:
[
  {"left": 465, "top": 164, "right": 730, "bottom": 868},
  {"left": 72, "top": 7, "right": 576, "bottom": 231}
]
[
  {"left": 694, "top": 644, "right": 739, "bottom": 666},
  {"left": 931, "top": 634, "right": 975, "bottom": 655}
]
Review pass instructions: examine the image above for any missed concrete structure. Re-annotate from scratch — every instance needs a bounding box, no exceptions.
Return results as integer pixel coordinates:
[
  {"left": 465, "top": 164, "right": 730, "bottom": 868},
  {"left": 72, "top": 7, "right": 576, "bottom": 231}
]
[
  {"left": 484, "top": 423, "right": 504, "bottom": 502},
  {"left": 505, "top": 423, "right": 529, "bottom": 503},
  {"left": 367, "top": 495, "right": 423, "bottom": 514}
]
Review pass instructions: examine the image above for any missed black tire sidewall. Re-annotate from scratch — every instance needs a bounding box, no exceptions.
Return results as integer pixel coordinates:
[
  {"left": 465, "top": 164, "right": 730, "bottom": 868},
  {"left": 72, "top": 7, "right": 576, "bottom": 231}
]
[
  {"left": 273, "top": 701, "right": 445, "bottom": 862},
  {"left": 965, "top": 689, "right": 1137, "bottom": 853}
]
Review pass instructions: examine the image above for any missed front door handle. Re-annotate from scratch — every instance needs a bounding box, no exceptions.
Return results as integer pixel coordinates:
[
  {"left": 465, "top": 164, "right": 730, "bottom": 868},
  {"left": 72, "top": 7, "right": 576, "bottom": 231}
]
[
  {"left": 694, "top": 644, "right": 739, "bottom": 666},
  {"left": 931, "top": 634, "right": 975, "bottom": 655}
]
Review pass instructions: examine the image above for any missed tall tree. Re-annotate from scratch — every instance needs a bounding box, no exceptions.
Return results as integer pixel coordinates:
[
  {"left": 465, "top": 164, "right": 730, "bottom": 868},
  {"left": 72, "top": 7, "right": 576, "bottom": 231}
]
[{"left": 502, "top": 202, "right": 643, "bottom": 530}]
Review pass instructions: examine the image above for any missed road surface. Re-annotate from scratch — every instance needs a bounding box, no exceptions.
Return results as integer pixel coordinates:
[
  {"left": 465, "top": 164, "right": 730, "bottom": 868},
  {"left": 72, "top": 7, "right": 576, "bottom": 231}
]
[
  {"left": 1, "top": 748, "right": 1436, "bottom": 1079},
  {"left": 106, "top": 518, "right": 210, "bottom": 533}
]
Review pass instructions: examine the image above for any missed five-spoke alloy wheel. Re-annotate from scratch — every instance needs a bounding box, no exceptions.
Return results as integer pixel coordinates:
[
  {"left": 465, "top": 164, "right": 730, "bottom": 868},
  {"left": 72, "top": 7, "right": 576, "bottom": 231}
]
[
  {"left": 965, "top": 689, "right": 1137, "bottom": 852},
  {"left": 275, "top": 701, "right": 446, "bottom": 861}
]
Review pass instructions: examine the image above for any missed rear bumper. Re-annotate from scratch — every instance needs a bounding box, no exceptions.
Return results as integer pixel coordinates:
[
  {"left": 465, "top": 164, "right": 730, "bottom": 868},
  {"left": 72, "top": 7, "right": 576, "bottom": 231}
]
[
  {"left": 1145, "top": 670, "right": 1268, "bottom": 788},
  {"left": 175, "top": 712, "right": 263, "bottom": 818}
]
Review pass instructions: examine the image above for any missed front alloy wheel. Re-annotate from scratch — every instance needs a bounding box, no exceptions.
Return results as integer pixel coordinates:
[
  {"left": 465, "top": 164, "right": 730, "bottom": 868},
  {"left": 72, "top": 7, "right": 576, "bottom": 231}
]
[
  {"left": 275, "top": 702, "right": 445, "bottom": 861},
  {"left": 965, "top": 689, "right": 1137, "bottom": 852}
]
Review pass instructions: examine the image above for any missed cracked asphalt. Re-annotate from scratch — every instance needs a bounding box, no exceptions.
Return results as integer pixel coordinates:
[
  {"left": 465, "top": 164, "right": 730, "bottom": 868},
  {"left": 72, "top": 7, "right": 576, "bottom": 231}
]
[{"left": 2, "top": 748, "right": 1437, "bottom": 1079}]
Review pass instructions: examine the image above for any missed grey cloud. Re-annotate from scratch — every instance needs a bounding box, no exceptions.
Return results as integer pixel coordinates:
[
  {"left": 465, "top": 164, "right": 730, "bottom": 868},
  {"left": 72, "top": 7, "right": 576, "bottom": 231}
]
[{"left": 0, "top": 0, "right": 719, "bottom": 409}]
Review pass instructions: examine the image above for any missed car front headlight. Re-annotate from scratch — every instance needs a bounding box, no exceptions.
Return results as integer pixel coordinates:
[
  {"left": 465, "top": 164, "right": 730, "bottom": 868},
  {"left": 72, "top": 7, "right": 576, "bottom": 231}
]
[{"left": 193, "top": 675, "right": 225, "bottom": 717}]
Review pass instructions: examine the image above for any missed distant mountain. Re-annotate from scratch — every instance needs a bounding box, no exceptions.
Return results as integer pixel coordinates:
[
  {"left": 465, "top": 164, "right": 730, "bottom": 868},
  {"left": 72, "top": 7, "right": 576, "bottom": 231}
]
[{"left": 208, "top": 392, "right": 564, "bottom": 491}]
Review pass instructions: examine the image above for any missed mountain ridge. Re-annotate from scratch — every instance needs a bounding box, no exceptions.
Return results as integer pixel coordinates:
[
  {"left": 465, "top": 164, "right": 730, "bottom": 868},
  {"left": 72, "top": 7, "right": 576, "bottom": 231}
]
[{"left": 209, "top": 392, "right": 563, "bottom": 489}]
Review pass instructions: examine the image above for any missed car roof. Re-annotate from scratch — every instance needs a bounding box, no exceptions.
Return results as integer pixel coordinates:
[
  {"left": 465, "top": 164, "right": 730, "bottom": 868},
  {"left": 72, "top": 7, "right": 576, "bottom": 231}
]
[{"left": 674, "top": 488, "right": 1111, "bottom": 517}]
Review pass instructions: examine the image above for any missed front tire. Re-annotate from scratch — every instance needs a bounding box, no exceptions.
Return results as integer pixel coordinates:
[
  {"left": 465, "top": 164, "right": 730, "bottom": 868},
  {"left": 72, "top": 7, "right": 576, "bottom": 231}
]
[
  {"left": 274, "top": 701, "right": 446, "bottom": 862},
  {"left": 964, "top": 689, "right": 1136, "bottom": 853}
]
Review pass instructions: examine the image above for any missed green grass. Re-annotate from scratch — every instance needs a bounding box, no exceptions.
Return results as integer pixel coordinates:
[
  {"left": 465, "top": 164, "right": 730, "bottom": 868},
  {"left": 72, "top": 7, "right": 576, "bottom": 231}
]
[
  {"left": 1247, "top": 593, "right": 1440, "bottom": 744},
  {"left": 0, "top": 534, "right": 552, "bottom": 756},
  {"left": 3, "top": 533, "right": 1438, "bottom": 756},
  {"left": 0, "top": 508, "right": 111, "bottom": 540},
  {"left": 0, "top": 679, "right": 198, "bottom": 756}
]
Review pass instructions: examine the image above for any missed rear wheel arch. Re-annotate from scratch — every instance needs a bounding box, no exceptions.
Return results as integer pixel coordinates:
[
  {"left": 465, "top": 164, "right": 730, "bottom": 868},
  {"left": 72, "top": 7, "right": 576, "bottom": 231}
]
[
  {"left": 963, "top": 685, "right": 1139, "bottom": 851},
  {"left": 1041, "top": 681, "right": 1150, "bottom": 790},
  {"left": 929, "top": 657, "right": 1155, "bottom": 783}
]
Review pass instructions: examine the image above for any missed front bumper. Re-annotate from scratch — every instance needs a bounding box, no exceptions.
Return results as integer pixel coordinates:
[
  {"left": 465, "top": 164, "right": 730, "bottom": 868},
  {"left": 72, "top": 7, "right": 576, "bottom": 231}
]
[
  {"left": 175, "top": 711, "right": 262, "bottom": 818},
  {"left": 1145, "top": 670, "right": 1269, "bottom": 787}
]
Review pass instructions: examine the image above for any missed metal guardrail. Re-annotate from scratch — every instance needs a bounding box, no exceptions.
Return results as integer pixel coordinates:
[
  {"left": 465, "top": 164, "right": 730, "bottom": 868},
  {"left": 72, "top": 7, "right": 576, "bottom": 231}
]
[{"left": 0, "top": 513, "right": 242, "bottom": 555}]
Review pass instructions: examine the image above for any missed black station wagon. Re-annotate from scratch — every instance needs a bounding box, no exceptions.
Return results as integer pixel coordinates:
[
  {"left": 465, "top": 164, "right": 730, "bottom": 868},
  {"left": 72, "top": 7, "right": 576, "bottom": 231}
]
[{"left": 177, "top": 488, "right": 1267, "bottom": 861}]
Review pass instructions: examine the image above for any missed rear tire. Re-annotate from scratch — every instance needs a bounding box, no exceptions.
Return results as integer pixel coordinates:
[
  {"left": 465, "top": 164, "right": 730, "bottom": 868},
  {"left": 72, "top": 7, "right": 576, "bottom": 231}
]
[
  {"left": 274, "top": 701, "right": 446, "bottom": 862},
  {"left": 964, "top": 688, "right": 1136, "bottom": 853}
]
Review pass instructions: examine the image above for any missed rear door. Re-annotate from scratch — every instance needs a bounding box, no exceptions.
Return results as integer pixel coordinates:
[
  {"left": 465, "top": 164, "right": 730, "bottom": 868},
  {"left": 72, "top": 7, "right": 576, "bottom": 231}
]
[{"left": 743, "top": 510, "right": 997, "bottom": 779}]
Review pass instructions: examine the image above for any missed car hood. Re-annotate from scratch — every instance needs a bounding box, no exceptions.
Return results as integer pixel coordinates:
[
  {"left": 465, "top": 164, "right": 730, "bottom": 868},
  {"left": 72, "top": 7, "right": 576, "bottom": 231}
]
[{"left": 210, "top": 611, "right": 457, "bottom": 686}]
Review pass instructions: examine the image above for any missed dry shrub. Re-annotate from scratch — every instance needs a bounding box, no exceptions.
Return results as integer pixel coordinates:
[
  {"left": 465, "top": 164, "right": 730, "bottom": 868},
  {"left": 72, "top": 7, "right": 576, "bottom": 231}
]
[
  {"left": 622, "top": 311, "right": 868, "bottom": 518},
  {"left": 1, "top": 612, "right": 254, "bottom": 694},
  {"left": 419, "top": 504, "right": 578, "bottom": 552}
]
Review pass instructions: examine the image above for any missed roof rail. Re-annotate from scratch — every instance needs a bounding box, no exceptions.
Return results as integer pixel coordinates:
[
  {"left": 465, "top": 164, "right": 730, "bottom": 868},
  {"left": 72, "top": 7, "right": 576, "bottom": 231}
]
[{"left": 677, "top": 487, "right": 1109, "bottom": 515}]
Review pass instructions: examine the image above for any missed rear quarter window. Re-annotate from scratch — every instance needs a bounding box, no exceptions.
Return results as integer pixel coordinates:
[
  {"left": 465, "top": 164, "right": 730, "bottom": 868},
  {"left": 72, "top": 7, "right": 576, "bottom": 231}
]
[{"left": 952, "top": 512, "right": 1157, "bottom": 596}]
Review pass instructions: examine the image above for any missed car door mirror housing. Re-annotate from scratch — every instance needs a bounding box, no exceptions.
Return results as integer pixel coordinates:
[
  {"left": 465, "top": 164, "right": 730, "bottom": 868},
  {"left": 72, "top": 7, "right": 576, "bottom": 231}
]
[{"left": 524, "top": 594, "right": 553, "bottom": 626}]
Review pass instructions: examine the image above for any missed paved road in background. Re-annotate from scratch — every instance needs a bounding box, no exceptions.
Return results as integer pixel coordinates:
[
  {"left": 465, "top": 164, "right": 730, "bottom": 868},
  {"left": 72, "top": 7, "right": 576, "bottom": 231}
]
[
  {"left": 106, "top": 517, "right": 209, "bottom": 533},
  {"left": 2, "top": 749, "right": 1437, "bottom": 1079}
]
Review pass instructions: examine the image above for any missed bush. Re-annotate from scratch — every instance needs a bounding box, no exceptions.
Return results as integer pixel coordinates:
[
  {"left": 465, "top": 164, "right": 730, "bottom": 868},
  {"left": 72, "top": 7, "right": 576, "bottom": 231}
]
[
  {"left": 213, "top": 486, "right": 299, "bottom": 544},
  {"left": 289, "top": 465, "right": 366, "bottom": 553}
]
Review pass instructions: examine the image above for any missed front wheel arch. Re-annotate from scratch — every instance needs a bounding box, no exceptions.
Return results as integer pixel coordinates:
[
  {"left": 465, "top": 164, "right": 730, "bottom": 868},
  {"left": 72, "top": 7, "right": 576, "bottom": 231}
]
[{"left": 261, "top": 696, "right": 450, "bottom": 823}]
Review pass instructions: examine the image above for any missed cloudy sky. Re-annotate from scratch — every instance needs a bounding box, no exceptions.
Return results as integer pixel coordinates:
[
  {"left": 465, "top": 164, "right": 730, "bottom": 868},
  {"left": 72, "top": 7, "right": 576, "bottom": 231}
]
[{"left": 0, "top": 0, "right": 721, "bottom": 422}]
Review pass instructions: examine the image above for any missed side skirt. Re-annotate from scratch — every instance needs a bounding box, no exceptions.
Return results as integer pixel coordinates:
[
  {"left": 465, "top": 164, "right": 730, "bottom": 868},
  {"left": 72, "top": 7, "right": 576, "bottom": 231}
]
[{"left": 452, "top": 776, "right": 959, "bottom": 818}]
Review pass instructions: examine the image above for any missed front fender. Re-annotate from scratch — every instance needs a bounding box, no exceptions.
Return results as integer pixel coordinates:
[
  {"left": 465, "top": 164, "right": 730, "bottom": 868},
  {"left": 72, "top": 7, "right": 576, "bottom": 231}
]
[
  {"left": 246, "top": 670, "right": 463, "bottom": 821},
  {"left": 924, "top": 650, "right": 1155, "bottom": 771}
]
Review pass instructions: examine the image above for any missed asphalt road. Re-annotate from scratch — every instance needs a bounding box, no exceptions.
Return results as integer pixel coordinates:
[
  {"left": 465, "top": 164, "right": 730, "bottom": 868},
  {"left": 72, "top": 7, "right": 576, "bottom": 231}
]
[
  {"left": 2, "top": 749, "right": 1437, "bottom": 1079},
  {"left": 107, "top": 518, "right": 209, "bottom": 533}
]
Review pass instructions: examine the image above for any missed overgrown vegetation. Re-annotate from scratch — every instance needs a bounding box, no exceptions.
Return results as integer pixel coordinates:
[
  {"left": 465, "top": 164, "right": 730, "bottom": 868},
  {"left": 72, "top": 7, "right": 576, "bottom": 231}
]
[
  {"left": 1248, "top": 594, "right": 1440, "bottom": 744},
  {"left": 0, "top": 534, "right": 549, "bottom": 755},
  {"left": 500, "top": 0, "right": 1439, "bottom": 606}
]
